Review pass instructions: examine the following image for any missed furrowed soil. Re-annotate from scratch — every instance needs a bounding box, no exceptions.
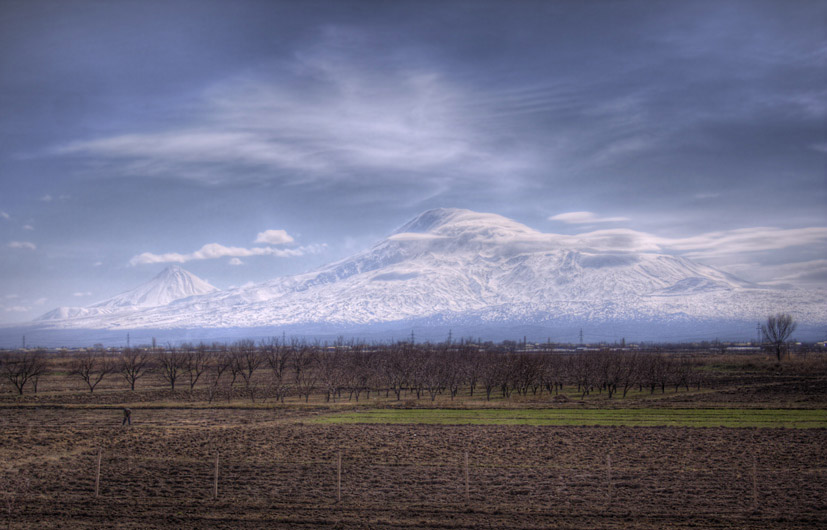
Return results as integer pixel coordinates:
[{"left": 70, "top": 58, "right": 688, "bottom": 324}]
[
  {"left": 1, "top": 354, "right": 826, "bottom": 528},
  {"left": 1, "top": 407, "right": 826, "bottom": 529}
]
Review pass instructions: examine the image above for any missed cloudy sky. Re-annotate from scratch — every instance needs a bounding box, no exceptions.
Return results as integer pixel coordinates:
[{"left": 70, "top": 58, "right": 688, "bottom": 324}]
[{"left": 1, "top": 0, "right": 825, "bottom": 323}]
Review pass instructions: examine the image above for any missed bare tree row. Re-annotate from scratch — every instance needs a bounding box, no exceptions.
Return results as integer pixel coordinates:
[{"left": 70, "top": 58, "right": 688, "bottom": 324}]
[{"left": 1, "top": 341, "right": 709, "bottom": 401}]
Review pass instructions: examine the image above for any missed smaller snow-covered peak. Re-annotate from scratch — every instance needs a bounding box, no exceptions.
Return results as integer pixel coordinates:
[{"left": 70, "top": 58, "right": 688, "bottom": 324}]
[
  {"left": 37, "top": 266, "right": 219, "bottom": 321},
  {"left": 97, "top": 266, "right": 218, "bottom": 309}
]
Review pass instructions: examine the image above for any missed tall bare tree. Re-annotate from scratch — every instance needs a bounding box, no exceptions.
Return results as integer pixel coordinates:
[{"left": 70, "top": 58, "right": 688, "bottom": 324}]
[{"left": 762, "top": 313, "right": 797, "bottom": 361}]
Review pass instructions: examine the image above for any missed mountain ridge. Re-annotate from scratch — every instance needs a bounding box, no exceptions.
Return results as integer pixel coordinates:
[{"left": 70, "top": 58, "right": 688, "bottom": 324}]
[{"left": 31, "top": 208, "right": 826, "bottom": 333}]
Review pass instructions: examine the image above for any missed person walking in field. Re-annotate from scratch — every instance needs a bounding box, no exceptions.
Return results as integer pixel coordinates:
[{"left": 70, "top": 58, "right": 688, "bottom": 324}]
[{"left": 122, "top": 407, "right": 132, "bottom": 426}]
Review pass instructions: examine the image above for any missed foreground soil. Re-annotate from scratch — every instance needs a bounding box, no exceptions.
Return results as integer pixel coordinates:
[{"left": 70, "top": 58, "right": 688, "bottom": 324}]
[{"left": 1, "top": 407, "right": 825, "bottom": 529}]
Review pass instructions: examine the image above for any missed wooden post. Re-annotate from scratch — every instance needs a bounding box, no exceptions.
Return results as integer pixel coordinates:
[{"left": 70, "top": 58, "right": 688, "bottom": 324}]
[
  {"left": 337, "top": 450, "right": 342, "bottom": 503},
  {"left": 214, "top": 451, "right": 219, "bottom": 499},
  {"left": 94, "top": 448, "right": 102, "bottom": 498},
  {"left": 464, "top": 451, "right": 470, "bottom": 503},
  {"left": 606, "top": 453, "right": 612, "bottom": 507},
  {"left": 752, "top": 455, "right": 757, "bottom": 511}
]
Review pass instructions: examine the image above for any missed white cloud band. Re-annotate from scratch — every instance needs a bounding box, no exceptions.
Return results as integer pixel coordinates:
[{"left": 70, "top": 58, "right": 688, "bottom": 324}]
[{"left": 130, "top": 242, "right": 324, "bottom": 266}]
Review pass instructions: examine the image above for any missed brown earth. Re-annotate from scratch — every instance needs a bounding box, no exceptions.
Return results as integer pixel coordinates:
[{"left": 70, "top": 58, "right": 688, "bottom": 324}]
[{"left": 1, "top": 407, "right": 825, "bottom": 529}]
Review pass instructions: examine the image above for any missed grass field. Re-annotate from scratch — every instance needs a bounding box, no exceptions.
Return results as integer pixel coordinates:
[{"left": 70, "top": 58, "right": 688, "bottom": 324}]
[{"left": 316, "top": 407, "right": 827, "bottom": 428}]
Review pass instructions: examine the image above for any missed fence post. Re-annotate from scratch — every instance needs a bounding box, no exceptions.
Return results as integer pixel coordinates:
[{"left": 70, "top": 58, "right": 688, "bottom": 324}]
[
  {"left": 464, "top": 451, "right": 470, "bottom": 504},
  {"left": 606, "top": 453, "right": 612, "bottom": 508},
  {"left": 752, "top": 454, "right": 757, "bottom": 511},
  {"left": 214, "top": 451, "right": 219, "bottom": 499},
  {"left": 337, "top": 450, "right": 342, "bottom": 503},
  {"left": 94, "top": 448, "right": 102, "bottom": 498}
]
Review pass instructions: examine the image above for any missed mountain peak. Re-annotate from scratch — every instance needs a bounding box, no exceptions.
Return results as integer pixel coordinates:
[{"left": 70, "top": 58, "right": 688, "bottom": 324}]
[
  {"left": 37, "top": 265, "right": 219, "bottom": 321},
  {"left": 121, "top": 266, "right": 217, "bottom": 308},
  {"left": 393, "top": 208, "right": 468, "bottom": 234},
  {"left": 393, "top": 208, "right": 536, "bottom": 238}
]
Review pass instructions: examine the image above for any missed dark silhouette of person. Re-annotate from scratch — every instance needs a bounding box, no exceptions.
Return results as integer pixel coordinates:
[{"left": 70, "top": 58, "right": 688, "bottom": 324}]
[{"left": 122, "top": 407, "right": 132, "bottom": 426}]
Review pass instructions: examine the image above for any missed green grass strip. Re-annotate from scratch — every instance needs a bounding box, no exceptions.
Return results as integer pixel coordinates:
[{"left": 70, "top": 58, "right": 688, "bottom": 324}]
[{"left": 314, "top": 408, "right": 827, "bottom": 428}]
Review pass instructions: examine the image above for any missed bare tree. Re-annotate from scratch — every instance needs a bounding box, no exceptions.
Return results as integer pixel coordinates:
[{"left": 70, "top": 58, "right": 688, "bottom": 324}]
[
  {"left": 762, "top": 313, "right": 797, "bottom": 362},
  {"left": 293, "top": 345, "right": 318, "bottom": 402},
  {"left": 181, "top": 343, "right": 211, "bottom": 391},
  {"left": 262, "top": 338, "right": 291, "bottom": 403},
  {"left": 28, "top": 350, "right": 47, "bottom": 394},
  {"left": 69, "top": 350, "right": 115, "bottom": 393},
  {"left": 344, "top": 343, "right": 372, "bottom": 401},
  {"left": 0, "top": 351, "right": 46, "bottom": 395},
  {"left": 158, "top": 346, "right": 183, "bottom": 392},
  {"left": 119, "top": 348, "right": 150, "bottom": 391},
  {"left": 233, "top": 340, "right": 262, "bottom": 402},
  {"left": 382, "top": 345, "right": 411, "bottom": 401},
  {"left": 205, "top": 344, "right": 231, "bottom": 404},
  {"left": 317, "top": 344, "right": 344, "bottom": 403},
  {"left": 480, "top": 352, "right": 503, "bottom": 401},
  {"left": 422, "top": 350, "right": 447, "bottom": 402}
]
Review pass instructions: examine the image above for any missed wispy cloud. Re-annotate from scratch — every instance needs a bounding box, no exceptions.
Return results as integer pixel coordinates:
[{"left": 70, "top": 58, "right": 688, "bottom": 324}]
[
  {"left": 549, "top": 211, "right": 629, "bottom": 224},
  {"left": 22, "top": 224, "right": 34, "bottom": 231},
  {"left": 0, "top": 211, "right": 9, "bottom": 220},
  {"left": 53, "top": 31, "right": 531, "bottom": 190},
  {"left": 228, "top": 258, "right": 244, "bottom": 266},
  {"left": 663, "top": 227, "right": 827, "bottom": 260},
  {"left": 8, "top": 241, "right": 36, "bottom": 250},
  {"left": 73, "top": 291, "right": 92, "bottom": 297},
  {"left": 40, "top": 194, "right": 70, "bottom": 202},
  {"left": 420, "top": 221, "right": 827, "bottom": 285}
]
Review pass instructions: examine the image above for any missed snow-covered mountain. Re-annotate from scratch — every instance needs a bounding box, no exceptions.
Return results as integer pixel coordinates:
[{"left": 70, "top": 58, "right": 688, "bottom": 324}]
[
  {"left": 32, "top": 209, "right": 827, "bottom": 334},
  {"left": 37, "top": 265, "right": 218, "bottom": 321}
]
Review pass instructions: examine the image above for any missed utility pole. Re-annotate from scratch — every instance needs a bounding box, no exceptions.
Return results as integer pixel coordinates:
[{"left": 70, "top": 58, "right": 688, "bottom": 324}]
[
  {"left": 447, "top": 329, "right": 452, "bottom": 345},
  {"left": 410, "top": 330, "right": 415, "bottom": 345},
  {"left": 756, "top": 323, "right": 761, "bottom": 345},
  {"left": 126, "top": 333, "right": 130, "bottom": 348},
  {"left": 579, "top": 328, "right": 584, "bottom": 345},
  {"left": 22, "top": 335, "right": 26, "bottom": 349}
]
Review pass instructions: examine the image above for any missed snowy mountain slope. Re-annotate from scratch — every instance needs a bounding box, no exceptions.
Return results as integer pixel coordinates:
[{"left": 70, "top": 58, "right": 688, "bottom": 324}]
[
  {"left": 33, "top": 208, "right": 826, "bottom": 330},
  {"left": 37, "top": 265, "right": 218, "bottom": 321}
]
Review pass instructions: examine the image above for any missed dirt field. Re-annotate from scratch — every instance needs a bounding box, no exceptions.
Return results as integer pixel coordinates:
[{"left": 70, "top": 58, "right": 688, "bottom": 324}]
[
  {"left": 0, "top": 405, "right": 825, "bottom": 529},
  {"left": 1, "top": 353, "right": 826, "bottom": 528}
]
